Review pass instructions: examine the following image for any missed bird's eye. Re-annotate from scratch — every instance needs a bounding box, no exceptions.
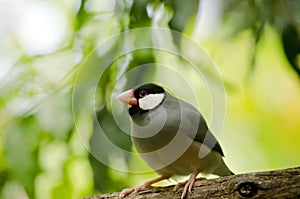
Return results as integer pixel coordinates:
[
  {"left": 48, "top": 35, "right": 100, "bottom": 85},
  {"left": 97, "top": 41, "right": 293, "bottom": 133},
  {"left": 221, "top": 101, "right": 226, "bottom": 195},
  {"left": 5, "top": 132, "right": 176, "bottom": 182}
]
[{"left": 139, "top": 90, "right": 147, "bottom": 98}]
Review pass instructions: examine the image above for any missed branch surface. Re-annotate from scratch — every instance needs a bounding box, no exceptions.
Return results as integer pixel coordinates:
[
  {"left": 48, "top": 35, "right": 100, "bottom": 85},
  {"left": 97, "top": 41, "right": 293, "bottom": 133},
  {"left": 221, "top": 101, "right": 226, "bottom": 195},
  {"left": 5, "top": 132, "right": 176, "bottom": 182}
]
[{"left": 84, "top": 167, "right": 300, "bottom": 199}]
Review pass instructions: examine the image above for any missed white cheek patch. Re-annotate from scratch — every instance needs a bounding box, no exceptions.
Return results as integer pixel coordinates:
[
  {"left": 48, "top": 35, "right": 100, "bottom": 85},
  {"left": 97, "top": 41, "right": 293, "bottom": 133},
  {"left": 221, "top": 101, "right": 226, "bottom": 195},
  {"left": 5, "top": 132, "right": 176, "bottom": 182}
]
[{"left": 139, "top": 93, "right": 165, "bottom": 110}]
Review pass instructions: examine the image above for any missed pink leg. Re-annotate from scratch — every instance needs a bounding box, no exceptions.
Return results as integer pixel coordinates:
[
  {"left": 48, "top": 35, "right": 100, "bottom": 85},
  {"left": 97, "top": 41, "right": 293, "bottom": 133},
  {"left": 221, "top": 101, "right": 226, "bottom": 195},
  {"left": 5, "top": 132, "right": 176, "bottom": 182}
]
[
  {"left": 180, "top": 172, "right": 199, "bottom": 199},
  {"left": 174, "top": 180, "right": 188, "bottom": 191},
  {"left": 119, "top": 175, "right": 170, "bottom": 197},
  {"left": 174, "top": 174, "right": 205, "bottom": 192}
]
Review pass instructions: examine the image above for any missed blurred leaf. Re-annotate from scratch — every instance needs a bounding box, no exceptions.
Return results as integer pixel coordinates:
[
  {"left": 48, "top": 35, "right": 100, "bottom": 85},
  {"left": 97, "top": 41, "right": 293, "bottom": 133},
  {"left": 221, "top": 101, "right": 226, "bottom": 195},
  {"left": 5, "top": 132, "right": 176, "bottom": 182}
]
[
  {"left": 36, "top": 91, "right": 73, "bottom": 141},
  {"left": 0, "top": 170, "right": 9, "bottom": 191},
  {"left": 89, "top": 106, "right": 132, "bottom": 193},
  {"left": 66, "top": 157, "right": 93, "bottom": 198},
  {"left": 98, "top": 107, "right": 132, "bottom": 151},
  {"left": 129, "top": 0, "right": 151, "bottom": 28},
  {"left": 51, "top": 181, "right": 71, "bottom": 199},
  {"left": 282, "top": 24, "right": 300, "bottom": 77},
  {"left": 114, "top": 0, "right": 131, "bottom": 30},
  {"left": 169, "top": 0, "right": 199, "bottom": 33},
  {"left": 5, "top": 116, "right": 40, "bottom": 198},
  {"left": 88, "top": 155, "right": 112, "bottom": 193},
  {"left": 75, "top": 0, "right": 88, "bottom": 30}
]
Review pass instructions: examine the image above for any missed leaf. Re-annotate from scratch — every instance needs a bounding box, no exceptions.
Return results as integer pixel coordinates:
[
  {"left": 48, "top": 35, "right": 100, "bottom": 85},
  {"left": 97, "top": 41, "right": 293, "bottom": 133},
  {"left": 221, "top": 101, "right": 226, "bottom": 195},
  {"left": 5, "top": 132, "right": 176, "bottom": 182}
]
[
  {"left": 169, "top": 0, "right": 199, "bottom": 33},
  {"left": 129, "top": 0, "right": 151, "bottom": 28},
  {"left": 0, "top": 170, "right": 9, "bottom": 191},
  {"left": 89, "top": 106, "right": 132, "bottom": 193},
  {"left": 282, "top": 24, "right": 300, "bottom": 77},
  {"left": 5, "top": 116, "right": 40, "bottom": 198},
  {"left": 51, "top": 181, "right": 71, "bottom": 199}
]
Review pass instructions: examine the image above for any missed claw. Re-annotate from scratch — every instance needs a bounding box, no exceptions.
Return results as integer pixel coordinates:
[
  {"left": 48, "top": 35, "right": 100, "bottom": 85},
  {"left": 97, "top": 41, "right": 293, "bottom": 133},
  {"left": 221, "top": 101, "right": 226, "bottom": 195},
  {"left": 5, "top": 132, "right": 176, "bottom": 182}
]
[
  {"left": 119, "top": 188, "right": 136, "bottom": 198},
  {"left": 179, "top": 172, "right": 200, "bottom": 199},
  {"left": 119, "top": 176, "right": 170, "bottom": 198},
  {"left": 174, "top": 180, "right": 188, "bottom": 192}
]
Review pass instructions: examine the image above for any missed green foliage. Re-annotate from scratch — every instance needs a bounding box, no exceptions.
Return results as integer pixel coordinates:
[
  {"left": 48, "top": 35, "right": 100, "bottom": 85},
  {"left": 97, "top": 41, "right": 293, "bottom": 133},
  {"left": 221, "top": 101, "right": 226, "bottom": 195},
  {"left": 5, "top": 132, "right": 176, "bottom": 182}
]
[
  {"left": 5, "top": 117, "right": 40, "bottom": 198},
  {"left": 0, "top": 0, "right": 299, "bottom": 198}
]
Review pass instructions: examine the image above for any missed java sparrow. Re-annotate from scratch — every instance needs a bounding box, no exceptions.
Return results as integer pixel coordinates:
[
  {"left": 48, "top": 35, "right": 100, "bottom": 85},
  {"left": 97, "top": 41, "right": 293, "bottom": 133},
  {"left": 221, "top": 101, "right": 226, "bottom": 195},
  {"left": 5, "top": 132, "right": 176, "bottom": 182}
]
[{"left": 117, "top": 83, "right": 233, "bottom": 198}]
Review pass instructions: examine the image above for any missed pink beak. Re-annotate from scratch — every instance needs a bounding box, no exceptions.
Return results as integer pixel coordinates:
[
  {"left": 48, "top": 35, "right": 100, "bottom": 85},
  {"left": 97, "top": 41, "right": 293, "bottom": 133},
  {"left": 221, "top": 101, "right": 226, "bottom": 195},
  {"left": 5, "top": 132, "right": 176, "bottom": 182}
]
[{"left": 116, "top": 89, "right": 138, "bottom": 105}]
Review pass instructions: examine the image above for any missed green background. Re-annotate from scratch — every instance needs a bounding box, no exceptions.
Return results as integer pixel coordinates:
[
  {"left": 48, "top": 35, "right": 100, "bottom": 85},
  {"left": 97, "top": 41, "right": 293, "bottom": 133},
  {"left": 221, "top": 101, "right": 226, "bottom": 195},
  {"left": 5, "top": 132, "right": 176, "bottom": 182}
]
[{"left": 0, "top": 0, "right": 299, "bottom": 198}]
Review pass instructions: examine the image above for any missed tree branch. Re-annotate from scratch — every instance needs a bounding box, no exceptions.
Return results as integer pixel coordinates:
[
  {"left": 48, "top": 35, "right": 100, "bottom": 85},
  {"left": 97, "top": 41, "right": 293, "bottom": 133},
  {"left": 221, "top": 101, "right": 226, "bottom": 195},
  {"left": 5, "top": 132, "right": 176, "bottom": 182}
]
[{"left": 84, "top": 167, "right": 300, "bottom": 199}]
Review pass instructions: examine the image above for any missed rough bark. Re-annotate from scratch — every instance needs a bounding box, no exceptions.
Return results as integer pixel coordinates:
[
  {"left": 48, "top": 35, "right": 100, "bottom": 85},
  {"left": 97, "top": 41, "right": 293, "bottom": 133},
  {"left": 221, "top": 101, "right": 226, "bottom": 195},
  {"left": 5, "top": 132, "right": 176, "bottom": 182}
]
[{"left": 84, "top": 167, "right": 300, "bottom": 199}]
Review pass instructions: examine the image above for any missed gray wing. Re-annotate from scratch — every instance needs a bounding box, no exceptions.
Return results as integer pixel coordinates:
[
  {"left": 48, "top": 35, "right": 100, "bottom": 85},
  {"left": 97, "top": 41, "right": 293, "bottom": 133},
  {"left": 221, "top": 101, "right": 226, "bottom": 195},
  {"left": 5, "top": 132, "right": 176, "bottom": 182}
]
[{"left": 179, "top": 100, "right": 224, "bottom": 156}]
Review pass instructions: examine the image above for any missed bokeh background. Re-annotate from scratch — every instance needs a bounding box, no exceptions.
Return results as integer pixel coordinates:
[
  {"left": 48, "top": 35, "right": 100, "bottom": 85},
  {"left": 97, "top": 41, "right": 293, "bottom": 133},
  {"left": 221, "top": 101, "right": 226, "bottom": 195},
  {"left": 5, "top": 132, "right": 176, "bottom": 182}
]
[{"left": 0, "top": 0, "right": 300, "bottom": 199}]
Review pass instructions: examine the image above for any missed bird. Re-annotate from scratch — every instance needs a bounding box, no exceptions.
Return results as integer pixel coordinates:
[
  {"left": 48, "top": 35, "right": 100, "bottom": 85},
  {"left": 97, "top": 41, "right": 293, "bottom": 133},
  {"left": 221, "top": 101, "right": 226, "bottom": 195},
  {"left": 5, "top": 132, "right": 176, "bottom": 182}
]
[{"left": 117, "top": 83, "right": 234, "bottom": 198}]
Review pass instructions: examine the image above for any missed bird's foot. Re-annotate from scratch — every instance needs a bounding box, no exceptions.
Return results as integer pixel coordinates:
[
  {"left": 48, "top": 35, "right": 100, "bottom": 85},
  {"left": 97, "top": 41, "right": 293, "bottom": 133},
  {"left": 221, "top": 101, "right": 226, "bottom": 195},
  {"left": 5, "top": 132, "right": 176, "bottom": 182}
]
[
  {"left": 174, "top": 180, "right": 188, "bottom": 192},
  {"left": 119, "top": 187, "right": 136, "bottom": 198},
  {"left": 174, "top": 177, "right": 206, "bottom": 191},
  {"left": 174, "top": 172, "right": 203, "bottom": 199},
  {"left": 181, "top": 176, "right": 196, "bottom": 199},
  {"left": 119, "top": 176, "right": 169, "bottom": 198},
  {"left": 119, "top": 183, "right": 153, "bottom": 198}
]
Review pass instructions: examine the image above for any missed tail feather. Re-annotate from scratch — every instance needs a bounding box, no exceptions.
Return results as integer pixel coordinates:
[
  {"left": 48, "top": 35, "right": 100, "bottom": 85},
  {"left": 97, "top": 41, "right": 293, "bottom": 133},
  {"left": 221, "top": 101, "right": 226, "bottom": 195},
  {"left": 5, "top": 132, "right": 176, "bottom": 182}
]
[{"left": 213, "top": 159, "right": 234, "bottom": 176}]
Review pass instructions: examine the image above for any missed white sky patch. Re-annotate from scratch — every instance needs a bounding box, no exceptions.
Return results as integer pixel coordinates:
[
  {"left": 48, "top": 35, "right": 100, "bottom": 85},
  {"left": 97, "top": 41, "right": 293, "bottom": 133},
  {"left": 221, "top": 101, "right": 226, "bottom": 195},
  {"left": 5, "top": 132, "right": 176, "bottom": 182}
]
[
  {"left": 13, "top": 2, "right": 69, "bottom": 56},
  {"left": 139, "top": 93, "right": 165, "bottom": 110}
]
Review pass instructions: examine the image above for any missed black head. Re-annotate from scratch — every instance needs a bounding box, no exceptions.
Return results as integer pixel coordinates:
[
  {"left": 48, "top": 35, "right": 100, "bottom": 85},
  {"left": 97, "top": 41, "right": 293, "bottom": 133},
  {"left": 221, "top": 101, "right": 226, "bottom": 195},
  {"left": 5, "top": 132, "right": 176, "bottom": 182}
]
[
  {"left": 117, "top": 83, "right": 166, "bottom": 116},
  {"left": 133, "top": 83, "right": 165, "bottom": 100},
  {"left": 127, "top": 83, "right": 165, "bottom": 116}
]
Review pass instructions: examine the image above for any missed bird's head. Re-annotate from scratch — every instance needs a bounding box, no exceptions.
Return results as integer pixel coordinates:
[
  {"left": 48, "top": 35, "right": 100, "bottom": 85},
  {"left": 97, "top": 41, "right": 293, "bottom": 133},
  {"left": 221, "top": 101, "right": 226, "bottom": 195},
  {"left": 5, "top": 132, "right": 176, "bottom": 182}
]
[{"left": 117, "top": 83, "right": 166, "bottom": 115}]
